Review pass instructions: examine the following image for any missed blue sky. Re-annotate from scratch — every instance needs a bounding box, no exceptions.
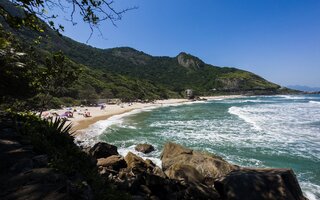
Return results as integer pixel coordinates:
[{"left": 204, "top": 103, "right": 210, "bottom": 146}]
[{"left": 55, "top": 0, "right": 320, "bottom": 87}]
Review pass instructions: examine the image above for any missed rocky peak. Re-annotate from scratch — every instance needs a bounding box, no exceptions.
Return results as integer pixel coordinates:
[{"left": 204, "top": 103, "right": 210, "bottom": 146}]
[
  {"left": 177, "top": 52, "right": 204, "bottom": 69},
  {"left": 109, "top": 47, "right": 151, "bottom": 65}
]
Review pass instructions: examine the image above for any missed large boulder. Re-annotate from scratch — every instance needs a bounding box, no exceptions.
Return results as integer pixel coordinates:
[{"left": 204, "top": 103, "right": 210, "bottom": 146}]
[
  {"left": 214, "top": 168, "right": 307, "bottom": 200},
  {"left": 165, "top": 163, "right": 204, "bottom": 183},
  {"left": 135, "top": 143, "right": 155, "bottom": 154},
  {"left": 124, "top": 152, "right": 152, "bottom": 174},
  {"left": 97, "top": 155, "right": 127, "bottom": 171},
  {"left": 89, "top": 142, "right": 118, "bottom": 159},
  {"left": 161, "top": 142, "right": 238, "bottom": 179}
]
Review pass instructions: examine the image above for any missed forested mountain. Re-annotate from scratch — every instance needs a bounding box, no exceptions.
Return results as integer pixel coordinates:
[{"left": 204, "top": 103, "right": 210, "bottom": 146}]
[
  {"left": 1, "top": 0, "right": 290, "bottom": 108},
  {"left": 8, "top": 22, "right": 281, "bottom": 94}
]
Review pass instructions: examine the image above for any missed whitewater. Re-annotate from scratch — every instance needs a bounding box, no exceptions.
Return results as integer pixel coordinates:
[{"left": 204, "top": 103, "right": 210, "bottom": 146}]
[{"left": 85, "top": 95, "right": 320, "bottom": 199}]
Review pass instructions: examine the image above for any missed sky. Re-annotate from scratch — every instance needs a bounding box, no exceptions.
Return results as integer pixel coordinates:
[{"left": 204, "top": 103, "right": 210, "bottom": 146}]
[{"left": 54, "top": 0, "right": 320, "bottom": 87}]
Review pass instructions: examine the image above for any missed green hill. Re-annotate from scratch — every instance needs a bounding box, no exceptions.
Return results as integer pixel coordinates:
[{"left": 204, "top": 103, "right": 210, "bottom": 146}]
[
  {"left": 0, "top": 0, "right": 289, "bottom": 106},
  {"left": 10, "top": 25, "right": 281, "bottom": 94}
]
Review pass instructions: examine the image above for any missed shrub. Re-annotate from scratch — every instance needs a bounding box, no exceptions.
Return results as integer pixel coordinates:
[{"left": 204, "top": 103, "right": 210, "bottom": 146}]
[{"left": 9, "top": 112, "right": 129, "bottom": 199}]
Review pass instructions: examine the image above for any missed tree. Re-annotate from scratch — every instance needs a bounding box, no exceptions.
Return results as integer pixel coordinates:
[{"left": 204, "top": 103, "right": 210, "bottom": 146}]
[
  {"left": 36, "top": 51, "right": 82, "bottom": 114},
  {"left": 0, "top": 24, "right": 82, "bottom": 112},
  {"left": 0, "top": 0, "right": 136, "bottom": 40},
  {"left": 0, "top": 27, "right": 38, "bottom": 107}
]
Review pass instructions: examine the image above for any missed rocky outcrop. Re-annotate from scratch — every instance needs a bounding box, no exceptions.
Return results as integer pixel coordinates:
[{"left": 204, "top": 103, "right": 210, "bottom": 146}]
[
  {"left": 214, "top": 168, "right": 307, "bottom": 200},
  {"left": 161, "top": 142, "right": 238, "bottom": 179},
  {"left": 97, "top": 155, "right": 127, "bottom": 171},
  {"left": 160, "top": 142, "right": 307, "bottom": 200},
  {"left": 165, "top": 163, "right": 204, "bottom": 183},
  {"left": 124, "top": 152, "right": 154, "bottom": 174},
  {"left": 88, "top": 142, "right": 118, "bottom": 159},
  {"left": 216, "top": 78, "right": 245, "bottom": 91},
  {"left": 89, "top": 146, "right": 221, "bottom": 200},
  {"left": 177, "top": 52, "right": 204, "bottom": 69},
  {"left": 135, "top": 143, "right": 155, "bottom": 154}
]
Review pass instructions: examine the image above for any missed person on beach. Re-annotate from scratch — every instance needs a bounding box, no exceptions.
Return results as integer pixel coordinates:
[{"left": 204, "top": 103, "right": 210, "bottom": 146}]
[{"left": 84, "top": 111, "right": 91, "bottom": 117}]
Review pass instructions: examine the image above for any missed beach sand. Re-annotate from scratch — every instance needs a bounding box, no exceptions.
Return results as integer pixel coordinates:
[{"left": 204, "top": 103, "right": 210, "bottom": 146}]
[
  {"left": 44, "top": 96, "right": 242, "bottom": 137},
  {"left": 44, "top": 99, "right": 187, "bottom": 136}
]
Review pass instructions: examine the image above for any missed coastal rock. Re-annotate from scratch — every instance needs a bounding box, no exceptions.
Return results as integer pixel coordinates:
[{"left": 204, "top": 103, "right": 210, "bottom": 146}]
[
  {"left": 161, "top": 142, "right": 238, "bottom": 179},
  {"left": 124, "top": 170, "right": 220, "bottom": 200},
  {"left": 124, "top": 152, "right": 149, "bottom": 174},
  {"left": 152, "top": 166, "right": 167, "bottom": 179},
  {"left": 89, "top": 142, "right": 118, "bottom": 159},
  {"left": 214, "top": 168, "right": 307, "bottom": 200},
  {"left": 135, "top": 143, "right": 155, "bottom": 154},
  {"left": 165, "top": 163, "right": 204, "bottom": 183},
  {"left": 97, "top": 155, "right": 127, "bottom": 171}
]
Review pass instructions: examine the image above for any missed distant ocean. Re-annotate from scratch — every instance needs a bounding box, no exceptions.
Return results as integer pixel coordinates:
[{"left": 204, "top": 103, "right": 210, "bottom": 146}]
[{"left": 83, "top": 95, "right": 320, "bottom": 200}]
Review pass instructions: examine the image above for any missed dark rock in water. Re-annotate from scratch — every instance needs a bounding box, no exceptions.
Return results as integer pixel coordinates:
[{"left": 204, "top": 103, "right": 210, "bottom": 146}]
[
  {"left": 161, "top": 142, "right": 238, "bottom": 179},
  {"left": 214, "top": 168, "right": 307, "bottom": 200},
  {"left": 135, "top": 143, "right": 155, "bottom": 154},
  {"left": 97, "top": 155, "right": 127, "bottom": 171},
  {"left": 165, "top": 163, "right": 204, "bottom": 183},
  {"left": 89, "top": 142, "right": 118, "bottom": 159}
]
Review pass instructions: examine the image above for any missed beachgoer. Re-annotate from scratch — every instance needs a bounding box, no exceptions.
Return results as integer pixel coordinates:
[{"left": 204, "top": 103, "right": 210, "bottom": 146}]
[{"left": 84, "top": 111, "right": 91, "bottom": 117}]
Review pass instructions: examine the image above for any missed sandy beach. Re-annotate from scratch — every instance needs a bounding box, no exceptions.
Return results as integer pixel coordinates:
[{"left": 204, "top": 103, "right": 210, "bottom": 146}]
[
  {"left": 43, "top": 95, "right": 242, "bottom": 137},
  {"left": 44, "top": 99, "right": 188, "bottom": 135}
]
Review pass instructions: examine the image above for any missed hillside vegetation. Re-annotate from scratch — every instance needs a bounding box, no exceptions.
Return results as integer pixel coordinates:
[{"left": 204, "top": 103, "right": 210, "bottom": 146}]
[
  {"left": 11, "top": 25, "right": 282, "bottom": 95},
  {"left": 0, "top": 0, "right": 289, "bottom": 110}
]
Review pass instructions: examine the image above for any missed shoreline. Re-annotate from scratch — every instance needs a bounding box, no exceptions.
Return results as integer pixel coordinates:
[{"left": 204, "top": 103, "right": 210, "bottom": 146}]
[
  {"left": 71, "top": 99, "right": 189, "bottom": 134},
  {"left": 73, "top": 95, "right": 242, "bottom": 137},
  {"left": 44, "top": 95, "right": 242, "bottom": 138}
]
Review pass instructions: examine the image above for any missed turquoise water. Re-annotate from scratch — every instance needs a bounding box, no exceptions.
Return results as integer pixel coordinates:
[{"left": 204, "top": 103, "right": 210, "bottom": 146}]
[{"left": 91, "top": 95, "right": 320, "bottom": 199}]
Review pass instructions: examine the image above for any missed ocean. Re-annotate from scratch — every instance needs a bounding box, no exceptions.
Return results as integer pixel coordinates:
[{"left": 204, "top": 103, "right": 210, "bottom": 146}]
[{"left": 82, "top": 95, "right": 320, "bottom": 199}]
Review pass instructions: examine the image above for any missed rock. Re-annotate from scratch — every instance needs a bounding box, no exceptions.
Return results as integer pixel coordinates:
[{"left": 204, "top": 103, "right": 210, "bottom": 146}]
[
  {"left": 135, "top": 143, "right": 155, "bottom": 154},
  {"left": 10, "top": 158, "right": 33, "bottom": 173},
  {"left": 149, "top": 195, "right": 161, "bottom": 200},
  {"left": 140, "top": 184, "right": 152, "bottom": 194},
  {"left": 177, "top": 52, "right": 204, "bottom": 69},
  {"left": 152, "top": 166, "right": 167, "bottom": 179},
  {"left": 132, "top": 195, "right": 145, "bottom": 200},
  {"left": 183, "top": 182, "right": 221, "bottom": 200},
  {"left": 165, "top": 163, "right": 204, "bottom": 183},
  {"left": 214, "top": 168, "right": 307, "bottom": 200},
  {"left": 97, "top": 155, "right": 127, "bottom": 171},
  {"left": 68, "top": 181, "right": 93, "bottom": 200},
  {"left": 161, "top": 142, "right": 238, "bottom": 179},
  {"left": 88, "top": 142, "right": 118, "bottom": 159},
  {"left": 145, "top": 159, "right": 156, "bottom": 167},
  {"left": 143, "top": 172, "right": 220, "bottom": 200},
  {"left": 124, "top": 152, "right": 148, "bottom": 174}
]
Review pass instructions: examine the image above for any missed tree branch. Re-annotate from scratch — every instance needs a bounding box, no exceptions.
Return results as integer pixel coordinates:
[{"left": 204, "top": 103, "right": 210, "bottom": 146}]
[{"left": 4, "top": 0, "right": 137, "bottom": 41}]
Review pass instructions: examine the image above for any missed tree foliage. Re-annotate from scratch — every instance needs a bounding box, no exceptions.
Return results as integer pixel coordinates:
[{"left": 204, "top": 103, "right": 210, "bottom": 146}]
[
  {"left": 0, "top": 27, "right": 38, "bottom": 103},
  {"left": 0, "top": 25, "right": 83, "bottom": 111},
  {"left": 0, "top": 0, "right": 136, "bottom": 39}
]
